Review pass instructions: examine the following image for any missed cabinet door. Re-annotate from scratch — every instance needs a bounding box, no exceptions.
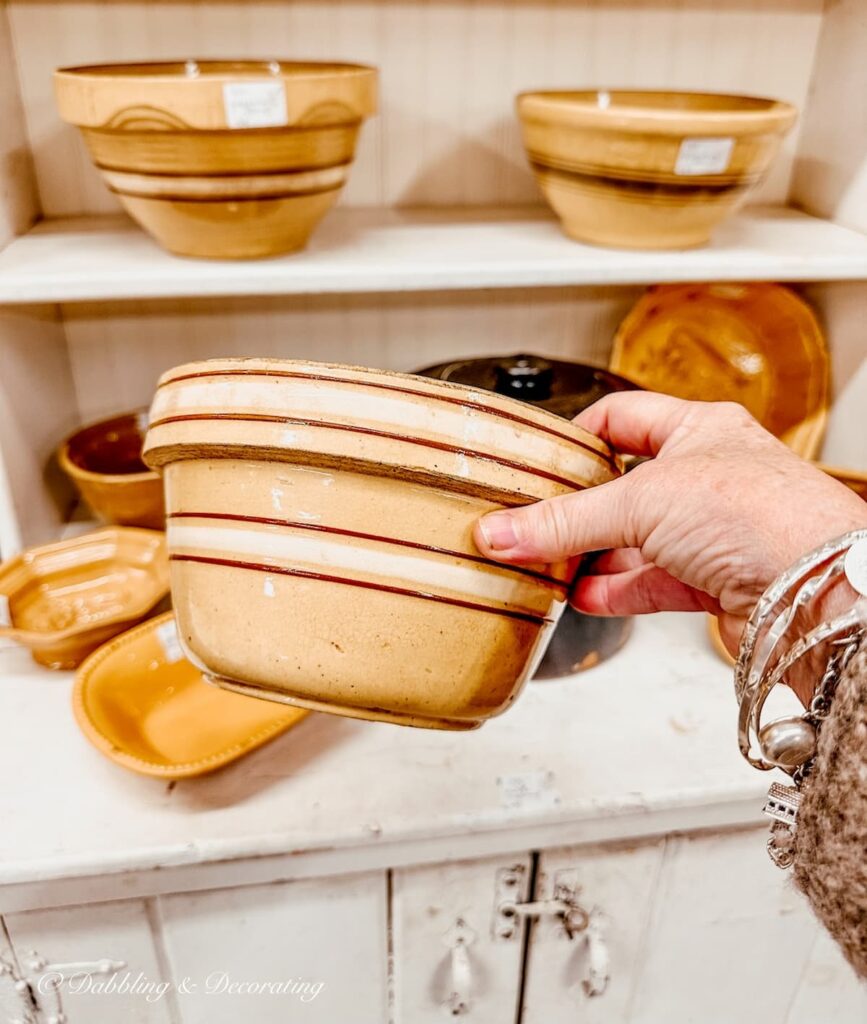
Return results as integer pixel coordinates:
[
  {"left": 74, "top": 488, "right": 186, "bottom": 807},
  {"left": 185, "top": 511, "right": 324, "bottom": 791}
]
[
  {"left": 3, "top": 899, "right": 172, "bottom": 1024},
  {"left": 157, "top": 871, "right": 388, "bottom": 1024},
  {"left": 629, "top": 829, "right": 822, "bottom": 1024},
  {"left": 392, "top": 854, "right": 532, "bottom": 1023},
  {"left": 520, "top": 839, "right": 665, "bottom": 1023},
  {"left": 786, "top": 926, "right": 867, "bottom": 1023}
]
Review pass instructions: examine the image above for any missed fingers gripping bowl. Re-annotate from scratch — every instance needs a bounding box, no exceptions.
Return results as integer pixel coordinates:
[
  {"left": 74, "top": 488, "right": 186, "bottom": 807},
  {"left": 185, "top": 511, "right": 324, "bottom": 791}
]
[{"left": 142, "top": 359, "right": 620, "bottom": 730}]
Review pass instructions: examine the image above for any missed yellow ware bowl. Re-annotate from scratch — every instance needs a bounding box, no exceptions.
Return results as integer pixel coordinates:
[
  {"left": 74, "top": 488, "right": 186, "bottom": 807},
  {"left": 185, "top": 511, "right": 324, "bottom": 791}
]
[
  {"left": 58, "top": 410, "right": 164, "bottom": 529},
  {"left": 0, "top": 527, "right": 169, "bottom": 669},
  {"left": 610, "top": 283, "right": 828, "bottom": 459},
  {"left": 74, "top": 612, "right": 308, "bottom": 778},
  {"left": 516, "top": 89, "right": 797, "bottom": 249},
  {"left": 54, "top": 60, "right": 378, "bottom": 259},
  {"left": 143, "top": 359, "right": 620, "bottom": 731}
]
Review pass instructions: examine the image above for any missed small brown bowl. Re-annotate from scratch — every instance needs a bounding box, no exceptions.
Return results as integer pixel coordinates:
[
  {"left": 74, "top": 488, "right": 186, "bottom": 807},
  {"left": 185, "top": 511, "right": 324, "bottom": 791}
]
[
  {"left": 59, "top": 411, "right": 165, "bottom": 529},
  {"left": 0, "top": 527, "right": 169, "bottom": 669}
]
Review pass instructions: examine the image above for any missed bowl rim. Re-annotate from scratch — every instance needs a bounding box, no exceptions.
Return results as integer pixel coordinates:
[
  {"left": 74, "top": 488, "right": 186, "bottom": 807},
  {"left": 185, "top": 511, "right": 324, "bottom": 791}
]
[
  {"left": 58, "top": 409, "right": 159, "bottom": 486},
  {"left": 54, "top": 59, "right": 378, "bottom": 83},
  {"left": 143, "top": 357, "right": 621, "bottom": 485},
  {"left": 72, "top": 610, "right": 305, "bottom": 779},
  {"left": 0, "top": 527, "right": 169, "bottom": 645},
  {"left": 516, "top": 88, "right": 798, "bottom": 135}
]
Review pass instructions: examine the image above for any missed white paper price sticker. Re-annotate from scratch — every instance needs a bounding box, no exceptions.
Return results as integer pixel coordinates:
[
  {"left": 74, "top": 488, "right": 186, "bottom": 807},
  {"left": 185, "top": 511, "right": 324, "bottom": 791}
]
[
  {"left": 0, "top": 594, "right": 10, "bottom": 628},
  {"left": 156, "top": 619, "right": 185, "bottom": 664},
  {"left": 845, "top": 538, "right": 867, "bottom": 597},
  {"left": 223, "top": 81, "right": 288, "bottom": 129},
  {"left": 675, "top": 137, "right": 734, "bottom": 176}
]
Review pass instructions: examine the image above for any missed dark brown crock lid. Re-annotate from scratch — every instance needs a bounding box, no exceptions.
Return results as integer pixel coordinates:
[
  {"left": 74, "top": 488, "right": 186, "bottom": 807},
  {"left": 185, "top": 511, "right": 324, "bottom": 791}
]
[{"left": 416, "top": 353, "right": 638, "bottom": 420}]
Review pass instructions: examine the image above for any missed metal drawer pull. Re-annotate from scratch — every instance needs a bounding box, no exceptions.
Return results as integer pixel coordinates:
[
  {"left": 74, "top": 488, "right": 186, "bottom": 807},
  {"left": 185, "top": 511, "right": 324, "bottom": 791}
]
[
  {"left": 582, "top": 910, "right": 610, "bottom": 998},
  {"left": 497, "top": 884, "right": 611, "bottom": 998},
  {"left": 443, "top": 919, "right": 476, "bottom": 1017}
]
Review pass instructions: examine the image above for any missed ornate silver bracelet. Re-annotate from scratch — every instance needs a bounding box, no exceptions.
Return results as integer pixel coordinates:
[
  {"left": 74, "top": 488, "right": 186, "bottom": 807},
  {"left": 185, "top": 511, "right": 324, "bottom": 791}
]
[{"left": 735, "top": 529, "right": 867, "bottom": 868}]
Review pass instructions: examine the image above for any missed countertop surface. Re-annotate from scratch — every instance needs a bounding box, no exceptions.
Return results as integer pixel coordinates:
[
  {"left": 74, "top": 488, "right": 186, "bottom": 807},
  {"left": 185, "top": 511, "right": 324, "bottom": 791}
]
[{"left": 0, "top": 611, "right": 773, "bottom": 896}]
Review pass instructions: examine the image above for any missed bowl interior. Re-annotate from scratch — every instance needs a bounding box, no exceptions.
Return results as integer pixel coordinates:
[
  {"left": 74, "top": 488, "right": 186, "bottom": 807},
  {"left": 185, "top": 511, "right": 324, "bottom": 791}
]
[
  {"left": 65, "top": 412, "right": 151, "bottom": 477},
  {"left": 521, "top": 89, "right": 786, "bottom": 116}
]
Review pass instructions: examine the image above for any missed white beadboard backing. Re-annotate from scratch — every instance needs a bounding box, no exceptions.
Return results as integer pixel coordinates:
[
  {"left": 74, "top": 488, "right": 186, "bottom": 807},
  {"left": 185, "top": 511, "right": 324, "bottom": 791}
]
[
  {"left": 0, "top": 3, "right": 38, "bottom": 245},
  {"left": 791, "top": 0, "right": 867, "bottom": 232},
  {"left": 0, "top": 307, "right": 78, "bottom": 554},
  {"left": 8, "top": 0, "right": 823, "bottom": 217},
  {"left": 61, "top": 284, "right": 637, "bottom": 422}
]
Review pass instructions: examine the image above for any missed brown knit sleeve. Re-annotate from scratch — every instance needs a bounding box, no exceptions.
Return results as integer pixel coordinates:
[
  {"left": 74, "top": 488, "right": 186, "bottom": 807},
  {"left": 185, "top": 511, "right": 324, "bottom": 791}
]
[{"left": 793, "top": 642, "right": 867, "bottom": 977}]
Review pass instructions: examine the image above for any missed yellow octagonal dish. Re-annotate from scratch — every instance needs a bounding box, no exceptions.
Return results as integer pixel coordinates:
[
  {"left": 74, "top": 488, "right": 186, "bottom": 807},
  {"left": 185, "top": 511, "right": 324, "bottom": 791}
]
[
  {"left": 74, "top": 612, "right": 309, "bottom": 778},
  {"left": 0, "top": 527, "right": 169, "bottom": 669}
]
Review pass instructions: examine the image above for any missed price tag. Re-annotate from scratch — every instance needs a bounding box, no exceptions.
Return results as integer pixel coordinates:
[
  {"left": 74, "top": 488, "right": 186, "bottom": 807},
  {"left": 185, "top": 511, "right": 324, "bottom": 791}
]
[
  {"left": 223, "top": 81, "right": 288, "bottom": 129},
  {"left": 675, "top": 137, "right": 734, "bottom": 176},
  {"left": 845, "top": 538, "right": 867, "bottom": 597},
  {"left": 0, "top": 594, "right": 10, "bottom": 628},
  {"left": 156, "top": 619, "right": 185, "bottom": 664}
]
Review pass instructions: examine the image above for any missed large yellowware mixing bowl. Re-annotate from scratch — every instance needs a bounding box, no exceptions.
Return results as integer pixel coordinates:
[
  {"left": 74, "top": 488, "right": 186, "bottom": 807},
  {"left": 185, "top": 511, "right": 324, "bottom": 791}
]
[
  {"left": 54, "top": 60, "right": 378, "bottom": 259},
  {"left": 143, "top": 359, "right": 620, "bottom": 730},
  {"left": 517, "top": 89, "right": 797, "bottom": 249}
]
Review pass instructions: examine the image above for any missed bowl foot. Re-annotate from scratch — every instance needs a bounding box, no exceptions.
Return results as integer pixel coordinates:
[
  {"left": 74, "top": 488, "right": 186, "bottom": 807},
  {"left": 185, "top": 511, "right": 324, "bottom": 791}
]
[{"left": 205, "top": 673, "right": 482, "bottom": 731}]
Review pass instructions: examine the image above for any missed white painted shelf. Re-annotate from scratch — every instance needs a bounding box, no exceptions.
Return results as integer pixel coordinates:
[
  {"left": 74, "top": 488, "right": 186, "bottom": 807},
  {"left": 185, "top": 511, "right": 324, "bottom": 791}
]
[
  {"left": 0, "top": 611, "right": 771, "bottom": 910},
  {"left": 3, "top": 205, "right": 867, "bottom": 305}
]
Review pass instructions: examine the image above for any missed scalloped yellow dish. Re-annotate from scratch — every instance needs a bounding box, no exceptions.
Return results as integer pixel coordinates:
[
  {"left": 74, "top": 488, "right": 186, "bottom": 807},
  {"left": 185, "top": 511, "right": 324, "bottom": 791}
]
[{"left": 73, "top": 612, "right": 308, "bottom": 778}]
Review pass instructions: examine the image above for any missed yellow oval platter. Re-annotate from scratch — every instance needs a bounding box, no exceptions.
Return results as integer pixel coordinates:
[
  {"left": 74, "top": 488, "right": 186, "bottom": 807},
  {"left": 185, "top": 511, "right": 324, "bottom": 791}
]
[{"left": 73, "top": 612, "right": 309, "bottom": 779}]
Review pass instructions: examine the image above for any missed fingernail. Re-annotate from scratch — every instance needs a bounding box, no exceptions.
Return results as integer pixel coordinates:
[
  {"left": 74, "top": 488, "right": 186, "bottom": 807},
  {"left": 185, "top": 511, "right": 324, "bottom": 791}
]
[{"left": 478, "top": 512, "right": 518, "bottom": 551}]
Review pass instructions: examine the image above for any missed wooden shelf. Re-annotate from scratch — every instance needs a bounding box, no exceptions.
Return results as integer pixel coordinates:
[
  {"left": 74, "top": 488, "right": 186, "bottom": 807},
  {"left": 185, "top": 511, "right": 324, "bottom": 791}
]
[
  {"left": 3, "top": 205, "right": 867, "bottom": 306},
  {"left": 0, "top": 610, "right": 767, "bottom": 907}
]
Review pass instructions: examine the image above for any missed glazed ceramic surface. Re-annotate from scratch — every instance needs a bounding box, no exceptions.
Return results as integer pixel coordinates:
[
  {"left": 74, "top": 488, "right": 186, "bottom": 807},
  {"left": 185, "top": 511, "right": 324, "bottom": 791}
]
[
  {"left": 417, "top": 353, "right": 638, "bottom": 675},
  {"left": 818, "top": 463, "right": 867, "bottom": 502},
  {"left": 58, "top": 410, "right": 164, "bottom": 528},
  {"left": 516, "top": 90, "right": 797, "bottom": 249},
  {"left": 143, "top": 359, "right": 619, "bottom": 730},
  {"left": 73, "top": 612, "right": 308, "bottom": 778},
  {"left": 611, "top": 283, "right": 828, "bottom": 458},
  {"left": 54, "top": 61, "right": 378, "bottom": 259},
  {"left": 0, "top": 527, "right": 169, "bottom": 669}
]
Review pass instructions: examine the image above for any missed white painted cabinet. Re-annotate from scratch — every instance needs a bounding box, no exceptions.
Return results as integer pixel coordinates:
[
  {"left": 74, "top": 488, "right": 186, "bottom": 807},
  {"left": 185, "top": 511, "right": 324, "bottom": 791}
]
[
  {"left": 1, "top": 835, "right": 865, "bottom": 1023},
  {"left": 391, "top": 854, "right": 532, "bottom": 1022},
  {"left": 157, "top": 874, "right": 389, "bottom": 1024},
  {"left": 521, "top": 839, "right": 666, "bottom": 1023},
  {"left": 2, "top": 899, "right": 171, "bottom": 1024}
]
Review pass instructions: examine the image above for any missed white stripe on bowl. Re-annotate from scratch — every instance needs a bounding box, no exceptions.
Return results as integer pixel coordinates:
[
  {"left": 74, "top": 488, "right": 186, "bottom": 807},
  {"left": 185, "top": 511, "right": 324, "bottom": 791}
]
[
  {"left": 167, "top": 522, "right": 551, "bottom": 611},
  {"left": 154, "top": 378, "right": 596, "bottom": 480}
]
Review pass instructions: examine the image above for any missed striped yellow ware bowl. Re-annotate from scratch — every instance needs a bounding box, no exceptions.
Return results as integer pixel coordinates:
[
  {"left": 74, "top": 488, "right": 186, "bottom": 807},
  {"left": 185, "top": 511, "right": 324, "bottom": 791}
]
[
  {"left": 517, "top": 89, "right": 797, "bottom": 250},
  {"left": 143, "top": 359, "right": 620, "bottom": 730},
  {"left": 54, "top": 60, "right": 377, "bottom": 259}
]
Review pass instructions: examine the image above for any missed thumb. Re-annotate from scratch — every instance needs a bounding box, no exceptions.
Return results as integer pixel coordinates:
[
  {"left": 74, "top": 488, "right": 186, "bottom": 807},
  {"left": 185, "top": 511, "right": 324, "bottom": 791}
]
[{"left": 474, "top": 477, "right": 636, "bottom": 564}]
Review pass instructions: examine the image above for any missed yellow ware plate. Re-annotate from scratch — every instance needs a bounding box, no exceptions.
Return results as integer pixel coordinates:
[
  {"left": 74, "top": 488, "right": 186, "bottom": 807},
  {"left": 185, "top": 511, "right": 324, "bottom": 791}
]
[
  {"left": 611, "top": 283, "right": 829, "bottom": 459},
  {"left": 73, "top": 612, "right": 308, "bottom": 778}
]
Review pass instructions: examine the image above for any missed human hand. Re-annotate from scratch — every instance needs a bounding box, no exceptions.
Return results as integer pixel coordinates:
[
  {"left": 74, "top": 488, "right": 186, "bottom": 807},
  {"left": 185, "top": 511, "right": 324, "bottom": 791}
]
[{"left": 474, "top": 393, "right": 867, "bottom": 698}]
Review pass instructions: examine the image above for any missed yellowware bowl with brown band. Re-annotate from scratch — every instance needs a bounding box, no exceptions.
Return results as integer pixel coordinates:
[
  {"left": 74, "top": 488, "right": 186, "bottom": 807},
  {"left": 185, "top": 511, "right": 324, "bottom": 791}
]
[
  {"left": 0, "top": 527, "right": 169, "bottom": 669},
  {"left": 58, "top": 410, "right": 164, "bottom": 529},
  {"left": 516, "top": 90, "right": 797, "bottom": 249},
  {"left": 74, "top": 612, "right": 309, "bottom": 779},
  {"left": 142, "top": 359, "right": 620, "bottom": 730},
  {"left": 54, "top": 60, "right": 378, "bottom": 259}
]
